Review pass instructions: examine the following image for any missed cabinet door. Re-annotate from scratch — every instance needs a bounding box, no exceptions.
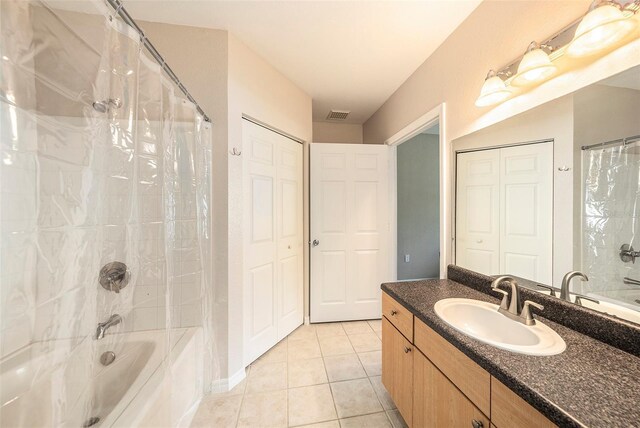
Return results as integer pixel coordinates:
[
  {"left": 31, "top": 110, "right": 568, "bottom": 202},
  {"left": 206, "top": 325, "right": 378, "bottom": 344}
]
[
  {"left": 382, "top": 317, "right": 413, "bottom": 426},
  {"left": 413, "top": 349, "right": 489, "bottom": 428}
]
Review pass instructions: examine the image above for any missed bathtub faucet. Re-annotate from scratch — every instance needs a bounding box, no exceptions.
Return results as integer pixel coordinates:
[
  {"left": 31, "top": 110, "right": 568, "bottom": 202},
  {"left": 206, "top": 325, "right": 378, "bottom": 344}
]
[{"left": 95, "top": 314, "right": 122, "bottom": 340}]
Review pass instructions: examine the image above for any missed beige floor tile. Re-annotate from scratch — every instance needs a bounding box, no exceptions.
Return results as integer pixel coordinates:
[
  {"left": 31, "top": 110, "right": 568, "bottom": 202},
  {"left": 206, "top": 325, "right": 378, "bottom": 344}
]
[
  {"left": 367, "top": 319, "right": 382, "bottom": 332},
  {"left": 342, "top": 321, "right": 373, "bottom": 335},
  {"left": 246, "top": 360, "right": 287, "bottom": 393},
  {"left": 288, "top": 357, "right": 328, "bottom": 388},
  {"left": 358, "top": 350, "right": 382, "bottom": 376},
  {"left": 315, "top": 322, "right": 346, "bottom": 337},
  {"left": 252, "top": 339, "right": 287, "bottom": 366},
  {"left": 319, "top": 335, "right": 355, "bottom": 356},
  {"left": 296, "top": 421, "right": 340, "bottom": 428},
  {"left": 288, "top": 384, "right": 338, "bottom": 426},
  {"left": 190, "top": 395, "right": 242, "bottom": 428},
  {"left": 323, "top": 354, "right": 366, "bottom": 382},
  {"left": 386, "top": 410, "right": 408, "bottom": 428},
  {"left": 237, "top": 390, "right": 288, "bottom": 428},
  {"left": 288, "top": 324, "right": 318, "bottom": 342},
  {"left": 330, "top": 378, "right": 383, "bottom": 418},
  {"left": 369, "top": 376, "right": 396, "bottom": 410},
  {"left": 339, "top": 412, "right": 392, "bottom": 428},
  {"left": 348, "top": 333, "right": 381, "bottom": 353},
  {"left": 288, "top": 337, "right": 322, "bottom": 361}
]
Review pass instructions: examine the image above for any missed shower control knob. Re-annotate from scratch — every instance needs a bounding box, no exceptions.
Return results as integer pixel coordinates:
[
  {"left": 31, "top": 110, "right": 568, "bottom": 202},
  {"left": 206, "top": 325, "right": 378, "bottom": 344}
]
[{"left": 99, "top": 262, "right": 130, "bottom": 294}]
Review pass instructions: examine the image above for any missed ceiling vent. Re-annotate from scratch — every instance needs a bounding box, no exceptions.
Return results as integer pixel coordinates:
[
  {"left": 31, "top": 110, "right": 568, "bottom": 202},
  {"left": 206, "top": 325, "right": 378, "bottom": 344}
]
[{"left": 326, "top": 110, "right": 350, "bottom": 121}]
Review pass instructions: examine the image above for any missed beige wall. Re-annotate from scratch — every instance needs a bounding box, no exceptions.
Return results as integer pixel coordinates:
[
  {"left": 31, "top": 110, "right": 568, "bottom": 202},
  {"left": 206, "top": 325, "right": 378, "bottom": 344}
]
[
  {"left": 363, "top": 0, "right": 591, "bottom": 145},
  {"left": 313, "top": 122, "right": 363, "bottom": 144},
  {"left": 227, "top": 33, "right": 312, "bottom": 380},
  {"left": 141, "top": 23, "right": 312, "bottom": 385}
]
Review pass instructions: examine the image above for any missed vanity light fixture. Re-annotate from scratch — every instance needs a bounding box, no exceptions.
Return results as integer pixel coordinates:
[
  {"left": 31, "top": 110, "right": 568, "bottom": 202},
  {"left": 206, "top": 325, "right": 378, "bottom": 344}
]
[
  {"left": 475, "top": 70, "right": 511, "bottom": 107},
  {"left": 475, "top": 0, "right": 639, "bottom": 108},
  {"left": 567, "top": 0, "right": 635, "bottom": 57},
  {"left": 511, "top": 42, "right": 557, "bottom": 87}
]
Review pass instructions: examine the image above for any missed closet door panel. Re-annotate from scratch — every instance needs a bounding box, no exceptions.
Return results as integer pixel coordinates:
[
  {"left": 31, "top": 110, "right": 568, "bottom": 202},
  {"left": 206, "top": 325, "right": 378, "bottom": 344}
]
[
  {"left": 500, "top": 142, "right": 553, "bottom": 284},
  {"left": 243, "top": 120, "right": 303, "bottom": 364},
  {"left": 455, "top": 150, "right": 500, "bottom": 276}
]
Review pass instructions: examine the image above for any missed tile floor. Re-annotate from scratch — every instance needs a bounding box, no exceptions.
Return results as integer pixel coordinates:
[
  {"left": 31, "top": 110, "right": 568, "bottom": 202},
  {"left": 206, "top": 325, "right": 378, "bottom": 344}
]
[{"left": 190, "top": 320, "right": 409, "bottom": 428}]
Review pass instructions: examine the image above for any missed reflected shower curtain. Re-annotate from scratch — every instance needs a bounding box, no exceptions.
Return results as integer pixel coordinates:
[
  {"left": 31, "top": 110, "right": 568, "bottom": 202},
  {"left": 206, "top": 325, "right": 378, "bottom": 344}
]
[
  {"left": 0, "top": 0, "right": 216, "bottom": 426},
  {"left": 582, "top": 142, "right": 640, "bottom": 305}
]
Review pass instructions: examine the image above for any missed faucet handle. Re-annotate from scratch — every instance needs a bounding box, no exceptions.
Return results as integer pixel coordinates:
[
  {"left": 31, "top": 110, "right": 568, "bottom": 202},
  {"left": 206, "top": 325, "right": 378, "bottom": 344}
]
[
  {"left": 535, "top": 283, "right": 557, "bottom": 297},
  {"left": 491, "top": 287, "right": 509, "bottom": 310},
  {"left": 574, "top": 294, "right": 599, "bottom": 306},
  {"left": 521, "top": 301, "right": 544, "bottom": 325}
]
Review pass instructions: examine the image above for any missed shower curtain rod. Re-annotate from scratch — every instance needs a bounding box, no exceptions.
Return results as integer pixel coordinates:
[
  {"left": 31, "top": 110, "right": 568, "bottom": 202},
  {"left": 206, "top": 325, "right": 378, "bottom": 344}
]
[
  {"left": 581, "top": 134, "right": 640, "bottom": 151},
  {"left": 104, "top": 0, "right": 211, "bottom": 123}
]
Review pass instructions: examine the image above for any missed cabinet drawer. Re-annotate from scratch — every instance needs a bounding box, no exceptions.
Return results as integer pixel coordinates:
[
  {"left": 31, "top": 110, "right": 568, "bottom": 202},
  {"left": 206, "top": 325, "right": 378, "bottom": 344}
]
[
  {"left": 414, "top": 317, "right": 490, "bottom": 416},
  {"left": 491, "top": 378, "right": 556, "bottom": 428},
  {"left": 382, "top": 292, "right": 413, "bottom": 340},
  {"left": 413, "top": 348, "right": 489, "bottom": 428}
]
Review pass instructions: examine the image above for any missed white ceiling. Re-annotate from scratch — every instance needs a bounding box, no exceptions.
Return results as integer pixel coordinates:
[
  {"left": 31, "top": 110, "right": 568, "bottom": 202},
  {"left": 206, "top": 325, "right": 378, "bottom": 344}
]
[{"left": 119, "top": 0, "right": 482, "bottom": 124}]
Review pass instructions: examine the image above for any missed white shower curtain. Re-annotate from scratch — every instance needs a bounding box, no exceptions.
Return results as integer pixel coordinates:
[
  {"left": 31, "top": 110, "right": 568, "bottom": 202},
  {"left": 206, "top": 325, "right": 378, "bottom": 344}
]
[
  {"left": 0, "top": 0, "right": 216, "bottom": 425},
  {"left": 582, "top": 141, "right": 640, "bottom": 303}
]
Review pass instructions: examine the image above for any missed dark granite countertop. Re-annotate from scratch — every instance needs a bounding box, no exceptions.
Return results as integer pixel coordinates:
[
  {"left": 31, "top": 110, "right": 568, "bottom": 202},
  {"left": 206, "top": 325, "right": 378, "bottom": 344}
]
[{"left": 381, "top": 279, "right": 640, "bottom": 428}]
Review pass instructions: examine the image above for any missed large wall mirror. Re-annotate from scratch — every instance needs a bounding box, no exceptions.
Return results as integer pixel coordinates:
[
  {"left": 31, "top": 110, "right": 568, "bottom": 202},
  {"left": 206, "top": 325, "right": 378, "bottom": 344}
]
[{"left": 453, "top": 64, "right": 640, "bottom": 325}]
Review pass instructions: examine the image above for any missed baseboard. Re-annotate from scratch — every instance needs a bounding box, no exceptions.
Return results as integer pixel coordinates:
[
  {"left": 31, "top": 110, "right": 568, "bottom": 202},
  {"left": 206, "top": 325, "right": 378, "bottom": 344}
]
[{"left": 209, "top": 368, "right": 247, "bottom": 393}]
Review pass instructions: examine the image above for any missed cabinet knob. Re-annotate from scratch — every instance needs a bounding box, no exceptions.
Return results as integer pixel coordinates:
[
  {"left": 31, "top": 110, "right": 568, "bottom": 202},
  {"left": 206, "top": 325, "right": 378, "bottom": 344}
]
[
  {"left": 404, "top": 346, "right": 412, "bottom": 353},
  {"left": 390, "top": 310, "right": 398, "bottom": 316},
  {"left": 471, "top": 420, "right": 484, "bottom": 428}
]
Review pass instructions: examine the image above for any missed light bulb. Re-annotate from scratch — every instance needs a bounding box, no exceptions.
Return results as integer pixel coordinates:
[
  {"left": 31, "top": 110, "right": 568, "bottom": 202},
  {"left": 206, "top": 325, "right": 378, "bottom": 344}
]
[
  {"left": 475, "top": 71, "right": 510, "bottom": 107},
  {"left": 511, "top": 42, "right": 557, "bottom": 87},
  {"left": 567, "top": 2, "right": 634, "bottom": 57}
]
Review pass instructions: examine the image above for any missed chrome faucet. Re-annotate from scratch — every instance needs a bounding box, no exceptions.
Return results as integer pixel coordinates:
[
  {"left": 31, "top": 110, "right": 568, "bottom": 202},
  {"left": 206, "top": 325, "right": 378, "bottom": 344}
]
[
  {"left": 560, "top": 271, "right": 588, "bottom": 301},
  {"left": 95, "top": 314, "right": 122, "bottom": 340},
  {"left": 560, "top": 271, "right": 600, "bottom": 306},
  {"left": 491, "top": 276, "right": 544, "bottom": 326}
]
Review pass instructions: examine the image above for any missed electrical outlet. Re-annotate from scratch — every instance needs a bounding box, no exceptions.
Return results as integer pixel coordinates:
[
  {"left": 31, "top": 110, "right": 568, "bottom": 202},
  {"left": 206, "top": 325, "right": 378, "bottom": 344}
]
[{"left": 404, "top": 254, "right": 410, "bottom": 263}]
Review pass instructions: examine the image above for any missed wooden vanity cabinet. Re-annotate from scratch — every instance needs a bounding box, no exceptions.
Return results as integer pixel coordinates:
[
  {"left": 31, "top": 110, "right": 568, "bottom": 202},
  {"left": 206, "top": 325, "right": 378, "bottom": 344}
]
[
  {"left": 382, "top": 316, "right": 414, "bottom": 426},
  {"left": 382, "top": 292, "right": 557, "bottom": 428},
  {"left": 413, "top": 348, "right": 490, "bottom": 428}
]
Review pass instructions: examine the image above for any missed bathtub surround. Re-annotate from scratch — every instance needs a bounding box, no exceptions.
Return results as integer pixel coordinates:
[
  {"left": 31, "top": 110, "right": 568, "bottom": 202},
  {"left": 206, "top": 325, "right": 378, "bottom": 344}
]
[{"left": 382, "top": 266, "right": 640, "bottom": 427}]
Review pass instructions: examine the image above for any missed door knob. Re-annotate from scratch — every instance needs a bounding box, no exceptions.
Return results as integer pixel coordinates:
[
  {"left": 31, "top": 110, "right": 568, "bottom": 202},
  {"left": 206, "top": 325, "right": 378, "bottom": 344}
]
[
  {"left": 390, "top": 310, "right": 398, "bottom": 316},
  {"left": 312, "top": 239, "right": 320, "bottom": 247},
  {"left": 403, "top": 346, "right": 412, "bottom": 353}
]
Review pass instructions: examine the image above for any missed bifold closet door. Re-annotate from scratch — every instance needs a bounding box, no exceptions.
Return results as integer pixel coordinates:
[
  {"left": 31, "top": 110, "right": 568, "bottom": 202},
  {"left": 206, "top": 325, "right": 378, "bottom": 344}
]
[
  {"left": 455, "top": 142, "right": 553, "bottom": 283},
  {"left": 455, "top": 149, "right": 500, "bottom": 275},
  {"left": 243, "top": 119, "right": 303, "bottom": 365},
  {"left": 499, "top": 143, "right": 553, "bottom": 284}
]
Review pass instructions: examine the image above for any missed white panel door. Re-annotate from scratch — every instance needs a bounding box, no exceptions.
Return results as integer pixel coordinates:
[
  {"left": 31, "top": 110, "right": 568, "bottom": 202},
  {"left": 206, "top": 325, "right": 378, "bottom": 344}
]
[
  {"left": 456, "top": 149, "right": 500, "bottom": 275},
  {"left": 310, "top": 144, "right": 389, "bottom": 323},
  {"left": 500, "top": 142, "right": 553, "bottom": 284},
  {"left": 243, "top": 120, "right": 303, "bottom": 365}
]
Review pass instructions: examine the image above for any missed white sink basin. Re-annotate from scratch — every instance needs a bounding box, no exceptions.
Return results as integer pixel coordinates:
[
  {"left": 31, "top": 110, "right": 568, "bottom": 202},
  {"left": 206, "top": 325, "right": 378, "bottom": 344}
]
[{"left": 434, "top": 298, "right": 566, "bottom": 356}]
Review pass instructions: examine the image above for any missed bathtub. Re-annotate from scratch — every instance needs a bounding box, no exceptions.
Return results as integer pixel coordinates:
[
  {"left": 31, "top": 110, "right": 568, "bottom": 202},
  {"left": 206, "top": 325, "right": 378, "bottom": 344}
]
[{"left": 0, "top": 327, "right": 203, "bottom": 428}]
